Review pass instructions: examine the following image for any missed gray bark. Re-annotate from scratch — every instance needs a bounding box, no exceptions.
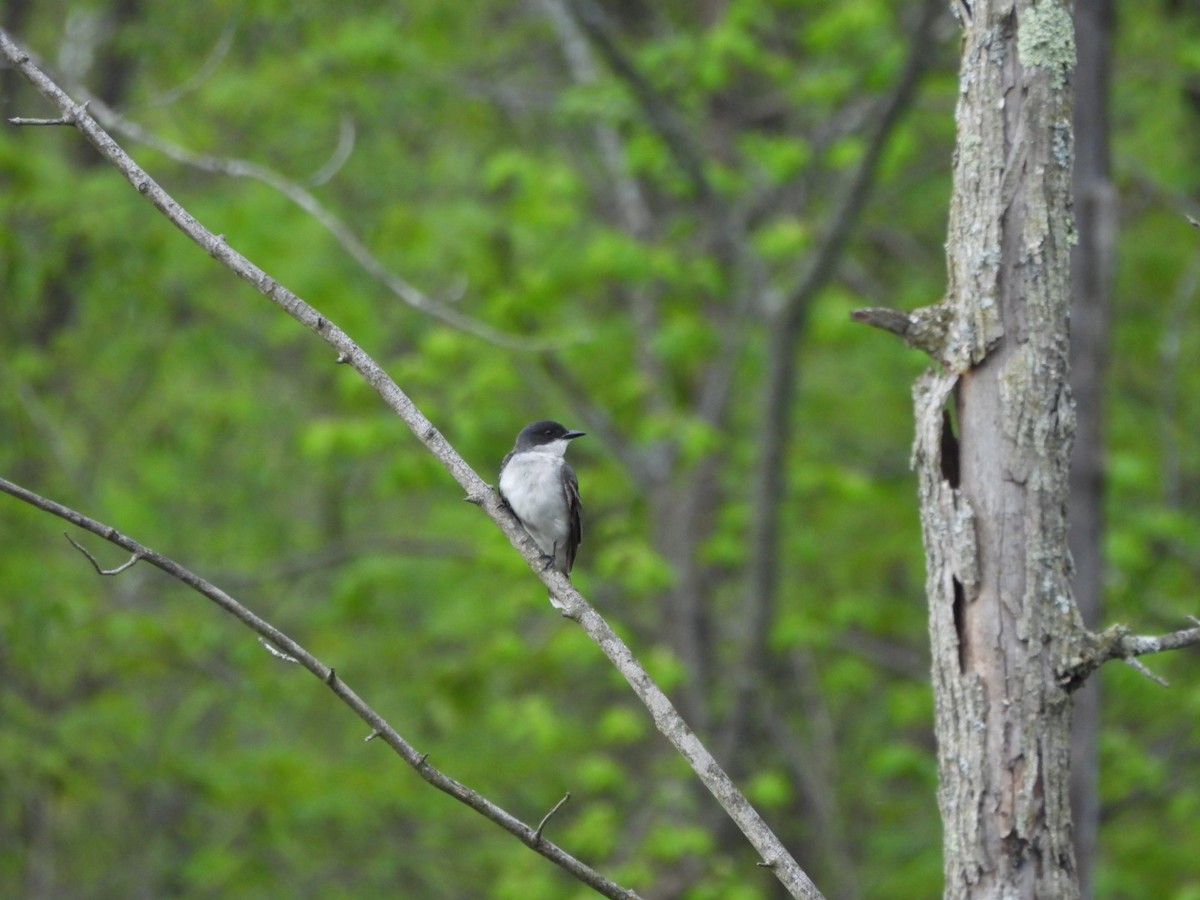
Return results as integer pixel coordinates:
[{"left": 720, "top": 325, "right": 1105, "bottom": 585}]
[{"left": 912, "top": 2, "right": 1085, "bottom": 896}]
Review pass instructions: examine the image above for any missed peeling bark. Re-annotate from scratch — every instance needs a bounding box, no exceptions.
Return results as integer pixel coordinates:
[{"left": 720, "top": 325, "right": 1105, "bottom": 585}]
[{"left": 914, "top": 1, "right": 1086, "bottom": 896}]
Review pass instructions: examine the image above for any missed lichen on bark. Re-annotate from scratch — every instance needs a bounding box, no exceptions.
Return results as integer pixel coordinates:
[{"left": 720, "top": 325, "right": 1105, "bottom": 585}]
[
  {"left": 918, "top": 1, "right": 1084, "bottom": 897},
  {"left": 1017, "top": 2, "right": 1076, "bottom": 88}
]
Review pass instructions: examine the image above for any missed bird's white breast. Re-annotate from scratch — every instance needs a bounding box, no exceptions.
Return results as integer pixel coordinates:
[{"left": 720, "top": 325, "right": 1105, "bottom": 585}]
[{"left": 499, "top": 451, "right": 570, "bottom": 554}]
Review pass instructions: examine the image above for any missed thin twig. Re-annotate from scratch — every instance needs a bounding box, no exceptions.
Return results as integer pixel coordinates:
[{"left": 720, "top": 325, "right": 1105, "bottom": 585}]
[
  {"left": 308, "top": 116, "right": 356, "bottom": 186},
  {"left": 64, "top": 532, "right": 142, "bottom": 575},
  {"left": 140, "top": 19, "right": 237, "bottom": 109},
  {"left": 9, "top": 114, "right": 74, "bottom": 125},
  {"left": 534, "top": 792, "right": 571, "bottom": 841},
  {"left": 1123, "top": 657, "right": 1169, "bottom": 687}
]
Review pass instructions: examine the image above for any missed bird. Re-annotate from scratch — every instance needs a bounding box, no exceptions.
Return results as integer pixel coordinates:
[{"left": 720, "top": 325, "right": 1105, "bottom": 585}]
[{"left": 498, "top": 420, "right": 585, "bottom": 608}]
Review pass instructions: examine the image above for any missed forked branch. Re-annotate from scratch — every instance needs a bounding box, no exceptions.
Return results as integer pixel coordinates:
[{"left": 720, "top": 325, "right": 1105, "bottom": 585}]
[{"left": 1061, "top": 618, "right": 1200, "bottom": 689}]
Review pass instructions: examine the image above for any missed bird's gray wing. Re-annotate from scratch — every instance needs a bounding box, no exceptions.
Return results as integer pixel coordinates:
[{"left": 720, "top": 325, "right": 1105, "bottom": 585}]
[
  {"left": 497, "top": 451, "right": 515, "bottom": 508},
  {"left": 562, "top": 462, "right": 582, "bottom": 573}
]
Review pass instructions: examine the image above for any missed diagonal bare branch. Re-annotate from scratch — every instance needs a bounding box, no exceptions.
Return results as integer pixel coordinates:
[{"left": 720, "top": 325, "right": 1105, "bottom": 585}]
[
  {"left": 0, "top": 29, "right": 825, "bottom": 900},
  {"left": 0, "top": 475, "right": 639, "bottom": 900}
]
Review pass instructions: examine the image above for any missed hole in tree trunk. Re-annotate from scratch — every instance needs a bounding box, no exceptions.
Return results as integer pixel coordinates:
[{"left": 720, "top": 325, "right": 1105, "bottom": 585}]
[
  {"left": 940, "top": 407, "right": 960, "bottom": 488},
  {"left": 952, "top": 576, "right": 967, "bottom": 673}
]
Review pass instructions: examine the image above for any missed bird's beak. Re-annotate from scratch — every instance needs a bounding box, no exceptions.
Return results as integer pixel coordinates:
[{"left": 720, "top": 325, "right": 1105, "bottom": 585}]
[{"left": 565, "top": 430, "right": 586, "bottom": 440}]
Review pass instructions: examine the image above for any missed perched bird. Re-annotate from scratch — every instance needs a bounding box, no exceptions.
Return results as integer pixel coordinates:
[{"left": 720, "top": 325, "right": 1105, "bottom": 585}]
[{"left": 498, "top": 420, "right": 585, "bottom": 607}]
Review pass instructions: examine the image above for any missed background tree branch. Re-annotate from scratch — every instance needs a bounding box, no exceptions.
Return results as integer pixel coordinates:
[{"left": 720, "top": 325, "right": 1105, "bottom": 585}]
[
  {"left": 0, "top": 27, "right": 824, "bottom": 900},
  {"left": 66, "top": 91, "right": 553, "bottom": 353},
  {"left": 723, "top": 0, "right": 943, "bottom": 768},
  {"left": 562, "top": 0, "right": 714, "bottom": 206}
]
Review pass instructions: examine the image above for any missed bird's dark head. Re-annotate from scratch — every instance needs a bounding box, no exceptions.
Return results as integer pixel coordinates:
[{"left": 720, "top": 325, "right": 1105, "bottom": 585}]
[{"left": 513, "top": 420, "right": 586, "bottom": 454}]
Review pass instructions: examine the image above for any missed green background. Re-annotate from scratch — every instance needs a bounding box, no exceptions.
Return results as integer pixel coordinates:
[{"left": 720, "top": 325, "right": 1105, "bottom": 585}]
[{"left": 2, "top": 2, "right": 1199, "bottom": 897}]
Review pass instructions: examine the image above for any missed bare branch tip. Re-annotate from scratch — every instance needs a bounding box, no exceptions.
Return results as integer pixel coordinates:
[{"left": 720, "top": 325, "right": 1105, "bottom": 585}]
[
  {"left": 324, "top": 667, "right": 337, "bottom": 686},
  {"left": 533, "top": 792, "right": 571, "bottom": 842},
  {"left": 1124, "top": 657, "right": 1170, "bottom": 687},
  {"left": 64, "top": 532, "right": 99, "bottom": 566},
  {"left": 10, "top": 115, "right": 67, "bottom": 126},
  {"left": 8, "top": 102, "right": 86, "bottom": 127},
  {"left": 308, "top": 116, "right": 357, "bottom": 186},
  {"left": 852, "top": 302, "right": 954, "bottom": 366},
  {"left": 851, "top": 305, "right": 915, "bottom": 337},
  {"left": 64, "top": 532, "right": 141, "bottom": 575},
  {"left": 364, "top": 729, "right": 381, "bottom": 743},
  {"left": 335, "top": 352, "right": 350, "bottom": 365}
]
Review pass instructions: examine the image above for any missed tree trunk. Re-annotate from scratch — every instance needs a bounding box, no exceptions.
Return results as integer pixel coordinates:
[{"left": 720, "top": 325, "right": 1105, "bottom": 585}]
[{"left": 913, "top": 2, "right": 1084, "bottom": 896}]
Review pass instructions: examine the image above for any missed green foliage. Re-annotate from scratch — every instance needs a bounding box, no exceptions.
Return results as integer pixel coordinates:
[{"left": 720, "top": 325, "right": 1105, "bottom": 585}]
[
  {"left": 1082, "top": 6, "right": 1200, "bottom": 896},
  {"left": 2, "top": 0, "right": 1200, "bottom": 898}
]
